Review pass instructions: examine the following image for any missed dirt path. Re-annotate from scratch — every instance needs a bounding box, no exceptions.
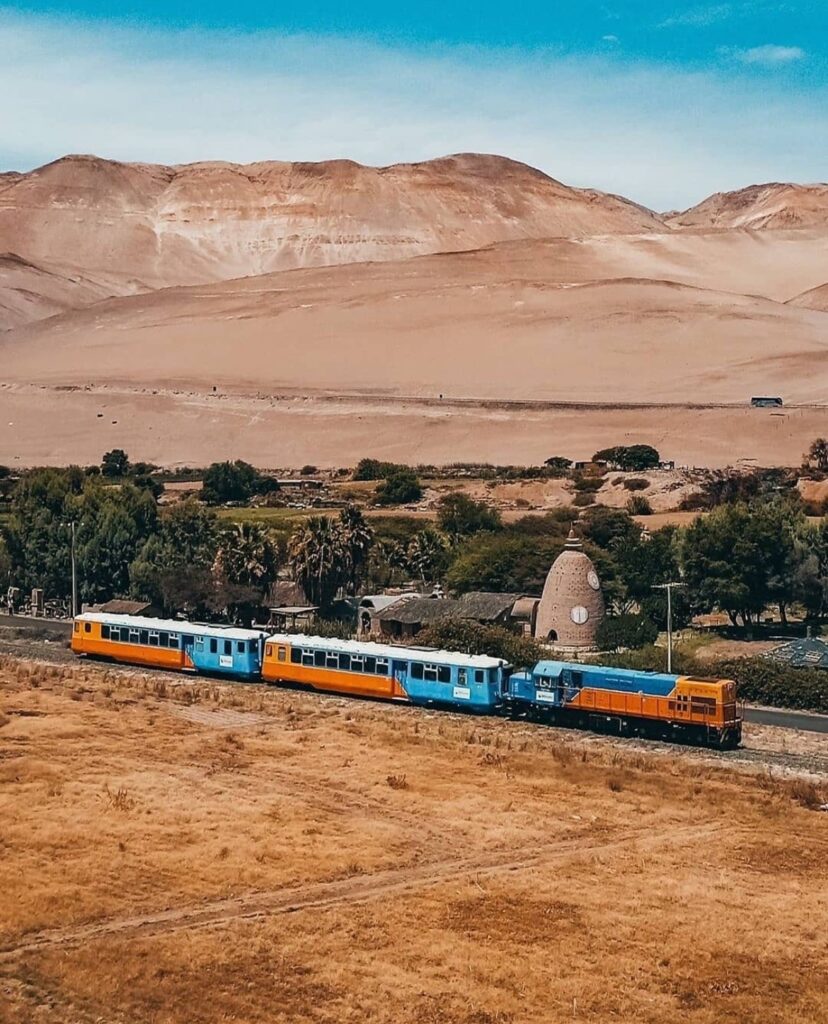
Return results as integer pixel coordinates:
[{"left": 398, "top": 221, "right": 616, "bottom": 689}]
[{"left": 0, "top": 823, "right": 723, "bottom": 959}]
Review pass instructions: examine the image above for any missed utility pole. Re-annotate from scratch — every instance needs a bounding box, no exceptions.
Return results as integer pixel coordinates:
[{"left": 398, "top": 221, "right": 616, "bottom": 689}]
[
  {"left": 66, "top": 520, "right": 78, "bottom": 619},
  {"left": 653, "top": 581, "right": 685, "bottom": 673}
]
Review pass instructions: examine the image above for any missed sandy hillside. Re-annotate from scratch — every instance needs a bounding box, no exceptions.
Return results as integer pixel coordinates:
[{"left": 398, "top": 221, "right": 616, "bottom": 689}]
[
  {"left": 1, "top": 654, "right": 826, "bottom": 1024},
  {"left": 0, "top": 253, "right": 139, "bottom": 331},
  {"left": 4, "top": 239, "right": 827, "bottom": 405},
  {"left": 789, "top": 281, "right": 828, "bottom": 312},
  {"left": 669, "top": 182, "right": 828, "bottom": 230},
  {"left": 0, "top": 152, "right": 662, "bottom": 304}
]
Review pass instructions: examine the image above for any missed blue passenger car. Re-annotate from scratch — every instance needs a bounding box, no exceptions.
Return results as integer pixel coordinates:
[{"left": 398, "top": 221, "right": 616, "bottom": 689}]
[
  {"left": 400, "top": 648, "right": 508, "bottom": 712},
  {"left": 185, "top": 624, "right": 268, "bottom": 679}
]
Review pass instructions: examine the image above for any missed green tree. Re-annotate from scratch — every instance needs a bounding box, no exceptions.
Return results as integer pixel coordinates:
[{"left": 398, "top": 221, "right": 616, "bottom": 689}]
[
  {"left": 596, "top": 613, "right": 658, "bottom": 652},
  {"left": 436, "top": 493, "right": 501, "bottom": 540},
  {"left": 201, "top": 460, "right": 271, "bottom": 504},
  {"left": 101, "top": 449, "right": 130, "bottom": 478},
  {"left": 375, "top": 467, "right": 422, "bottom": 506},
  {"left": 417, "top": 618, "right": 544, "bottom": 669},
  {"left": 806, "top": 437, "right": 828, "bottom": 472},
  {"left": 593, "top": 445, "right": 660, "bottom": 471},
  {"left": 580, "top": 506, "right": 641, "bottom": 550},
  {"left": 353, "top": 458, "right": 400, "bottom": 481},
  {"left": 213, "top": 522, "right": 279, "bottom": 593},
  {"left": 287, "top": 515, "right": 346, "bottom": 609},
  {"left": 338, "top": 505, "right": 374, "bottom": 594},
  {"left": 406, "top": 527, "right": 450, "bottom": 586},
  {"left": 543, "top": 456, "right": 572, "bottom": 476}
]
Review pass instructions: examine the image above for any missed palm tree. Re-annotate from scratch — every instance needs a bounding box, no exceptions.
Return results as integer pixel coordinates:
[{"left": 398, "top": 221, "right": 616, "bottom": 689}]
[
  {"left": 406, "top": 527, "right": 449, "bottom": 588},
  {"left": 287, "top": 515, "right": 346, "bottom": 609},
  {"left": 214, "top": 522, "right": 278, "bottom": 594},
  {"left": 338, "top": 505, "right": 374, "bottom": 595}
]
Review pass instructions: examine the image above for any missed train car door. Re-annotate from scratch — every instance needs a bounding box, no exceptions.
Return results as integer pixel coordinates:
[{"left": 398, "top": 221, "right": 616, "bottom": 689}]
[
  {"left": 182, "top": 634, "right": 195, "bottom": 670},
  {"left": 392, "top": 659, "right": 408, "bottom": 689}
]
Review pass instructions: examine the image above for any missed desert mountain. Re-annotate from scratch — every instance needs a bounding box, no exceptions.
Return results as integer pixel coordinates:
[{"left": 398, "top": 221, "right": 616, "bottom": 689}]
[
  {"left": 668, "top": 182, "right": 828, "bottom": 230},
  {"left": 0, "top": 152, "right": 663, "bottom": 303}
]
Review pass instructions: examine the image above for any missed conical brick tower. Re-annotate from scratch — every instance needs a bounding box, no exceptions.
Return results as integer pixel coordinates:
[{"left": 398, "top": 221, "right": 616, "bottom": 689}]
[{"left": 534, "top": 526, "right": 604, "bottom": 648}]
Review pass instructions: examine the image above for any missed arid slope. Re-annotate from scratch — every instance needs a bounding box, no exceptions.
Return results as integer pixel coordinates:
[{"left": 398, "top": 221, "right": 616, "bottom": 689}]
[
  {"left": 0, "top": 152, "right": 663, "bottom": 300},
  {"left": 669, "top": 182, "right": 828, "bottom": 230}
]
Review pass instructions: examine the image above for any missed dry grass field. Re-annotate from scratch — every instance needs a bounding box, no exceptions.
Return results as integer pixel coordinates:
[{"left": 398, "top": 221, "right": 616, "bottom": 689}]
[{"left": 1, "top": 654, "right": 826, "bottom": 1024}]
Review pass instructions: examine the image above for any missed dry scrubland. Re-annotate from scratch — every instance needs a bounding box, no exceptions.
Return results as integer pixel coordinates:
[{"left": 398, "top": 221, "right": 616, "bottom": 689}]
[{"left": 1, "top": 656, "right": 827, "bottom": 1024}]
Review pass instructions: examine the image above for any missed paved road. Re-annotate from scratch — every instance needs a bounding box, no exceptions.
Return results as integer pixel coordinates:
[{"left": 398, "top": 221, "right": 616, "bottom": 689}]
[
  {"left": 744, "top": 705, "right": 828, "bottom": 734},
  {"left": 0, "top": 614, "right": 72, "bottom": 637}
]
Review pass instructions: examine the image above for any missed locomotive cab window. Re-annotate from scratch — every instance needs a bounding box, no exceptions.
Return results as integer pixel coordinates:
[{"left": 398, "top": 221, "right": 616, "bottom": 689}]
[{"left": 84, "top": 622, "right": 91, "bottom": 633}]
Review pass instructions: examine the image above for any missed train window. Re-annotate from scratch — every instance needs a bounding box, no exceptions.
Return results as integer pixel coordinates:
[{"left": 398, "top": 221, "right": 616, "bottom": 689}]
[
  {"left": 302, "top": 651, "right": 315, "bottom": 667},
  {"left": 237, "top": 641, "right": 245, "bottom": 654},
  {"left": 278, "top": 647, "right": 286, "bottom": 662},
  {"left": 149, "top": 633, "right": 159, "bottom": 647},
  {"left": 458, "top": 667, "right": 467, "bottom": 684},
  {"left": 351, "top": 656, "right": 364, "bottom": 673},
  {"left": 84, "top": 622, "right": 91, "bottom": 633},
  {"left": 195, "top": 636, "right": 204, "bottom": 648},
  {"left": 339, "top": 653, "right": 351, "bottom": 671},
  {"left": 159, "top": 633, "right": 168, "bottom": 648},
  {"left": 290, "top": 647, "right": 302, "bottom": 664},
  {"left": 571, "top": 671, "right": 583, "bottom": 688},
  {"left": 130, "top": 630, "right": 140, "bottom": 644},
  {"left": 438, "top": 666, "right": 451, "bottom": 684},
  {"left": 74, "top": 622, "right": 79, "bottom": 633},
  {"left": 326, "top": 653, "right": 339, "bottom": 668},
  {"left": 265, "top": 644, "right": 273, "bottom": 657},
  {"left": 314, "top": 650, "right": 326, "bottom": 667},
  {"left": 474, "top": 669, "right": 484, "bottom": 684},
  {"left": 411, "top": 663, "right": 424, "bottom": 680},
  {"left": 424, "top": 665, "right": 438, "bottom": 682},
  {"left": 224, "top": 640, "right": 232, "bottom": 656},
  {"left": 209, "top": 638, "right": 217, "bottom": 654},
  {"left": 101, "top": 624, "right": 110, "bottom": 640},
  {"left": 376, "top": 658, "right": 388, "bottom": 675},
  {"left": 139, "top": 630, "right": 149, "bottom": 645},
  {"left": 169, "top": 635, "right": 179, "bottom": 648},
  {"left": 365, "top": 656, "right": 377, "bottom": 674}
]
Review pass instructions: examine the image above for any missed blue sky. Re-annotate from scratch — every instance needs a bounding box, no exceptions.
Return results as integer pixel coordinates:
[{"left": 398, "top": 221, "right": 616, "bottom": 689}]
[{"left": 1, "top": 2, "right": 825, "bottom": 208}]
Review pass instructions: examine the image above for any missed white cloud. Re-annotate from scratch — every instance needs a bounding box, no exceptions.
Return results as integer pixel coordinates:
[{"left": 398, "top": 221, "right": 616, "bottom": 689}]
[
  {"left": 660, "top": 5, "right": 733, "bottom": 28},
  {"left": 736, "top": 44, "right": 806, "bottom": 64},
  {"left": 0, "top": 11, "right": 824, "bottom": 211}
]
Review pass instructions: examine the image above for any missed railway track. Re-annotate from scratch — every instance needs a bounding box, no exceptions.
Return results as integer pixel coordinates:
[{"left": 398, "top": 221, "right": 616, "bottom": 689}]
[{"left": 1, "top": 630, "right": 826, "bottom": 778}]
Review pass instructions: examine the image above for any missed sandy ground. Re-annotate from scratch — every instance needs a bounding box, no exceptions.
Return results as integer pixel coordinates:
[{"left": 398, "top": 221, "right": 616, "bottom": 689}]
[
  {"left": 2, "top": 383, "right": 825, "bottom": 469},
  {"left": 0, "top": 654, "right": 826, "bottom": 1023}
]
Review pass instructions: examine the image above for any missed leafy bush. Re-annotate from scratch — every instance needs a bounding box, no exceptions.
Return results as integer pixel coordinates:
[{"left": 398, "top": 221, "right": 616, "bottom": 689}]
[
  {"left": 201, "top": 460, "right": 278, "bottom": 505},
  {"left": 573, "top": 474, "right": 604, "bottom": 493},
  {"left": 417, "top": 618, "right": 544, "bottom": 669},
  {"left": 623, "top": 477, "right": 650, "bottom": 491},
  {"left": 706, "top": 657, "right": 827, "bottom": 713},
  {"left": 353, "top": 458, "right": 401, "bottom": 481},
  {"left": 101, "top": 449, "right": 130, "bottom": 478},
  {"left": 436, "top": 493, "right": 501, "bottom": 538},
  {"left": 375, "top": 468, "right": 423, "bottom": 506},
  {"left": 626, "top": 495, "right": 653, "bottom": 515},
  {"left": 596, "top": 613, "right": 658, "bottom": 652},
  {"left": 593, "top": 445, "right": 660, "bottom": 471}
]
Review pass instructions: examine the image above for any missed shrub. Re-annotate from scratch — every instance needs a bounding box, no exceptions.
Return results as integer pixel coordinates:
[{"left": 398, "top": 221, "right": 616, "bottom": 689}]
[
  {"left": 626, "top": 495, "right": 653, "bottom": 515},
  {"left": 573, "top": 493, "right": 595, "bottom": 507},
  {"left": 573, "top": 474, "right": 604, "bottom": 493},
  {"left": 353, "top": 458, "right": 400, "bottom": 481},
  {"left": 300, "top": 465, "right": 318, "bottom": 476},
  {"left": 436, "top": 493, "right": 501, "bottom": 538},
  {"left": 375, "top": 467, "right": 423, "bottom": 506},
  {"left": 623, "top": 477, "right": 650, "bottom": 491}
]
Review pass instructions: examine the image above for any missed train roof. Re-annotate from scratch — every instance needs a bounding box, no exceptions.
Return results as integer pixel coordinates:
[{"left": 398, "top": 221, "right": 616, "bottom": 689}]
[
  {"left": 75, "top": 612, "right": 267, "bottom": 642},
  {"left": 266, "top": 632, "right": 508, "bottom": 668},
  {"left": 533, "top": 660, "right": 679, "bottom": 685}
]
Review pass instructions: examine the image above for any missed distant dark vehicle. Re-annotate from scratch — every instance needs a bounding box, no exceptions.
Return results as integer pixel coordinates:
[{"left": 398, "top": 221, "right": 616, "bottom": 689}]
[{"left": 751, "top": 396, "right": 783, "bottom": 408}]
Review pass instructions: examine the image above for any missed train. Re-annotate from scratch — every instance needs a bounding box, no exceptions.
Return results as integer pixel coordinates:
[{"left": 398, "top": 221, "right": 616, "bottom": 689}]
[{"left": 71, "top": 611, "right": 743, "bottom": 749}]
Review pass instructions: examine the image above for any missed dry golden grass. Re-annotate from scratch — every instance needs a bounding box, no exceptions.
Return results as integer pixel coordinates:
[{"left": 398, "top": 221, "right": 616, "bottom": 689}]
[{"left": 1, "top": 654, "right": 826, "bottom": 1024}]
